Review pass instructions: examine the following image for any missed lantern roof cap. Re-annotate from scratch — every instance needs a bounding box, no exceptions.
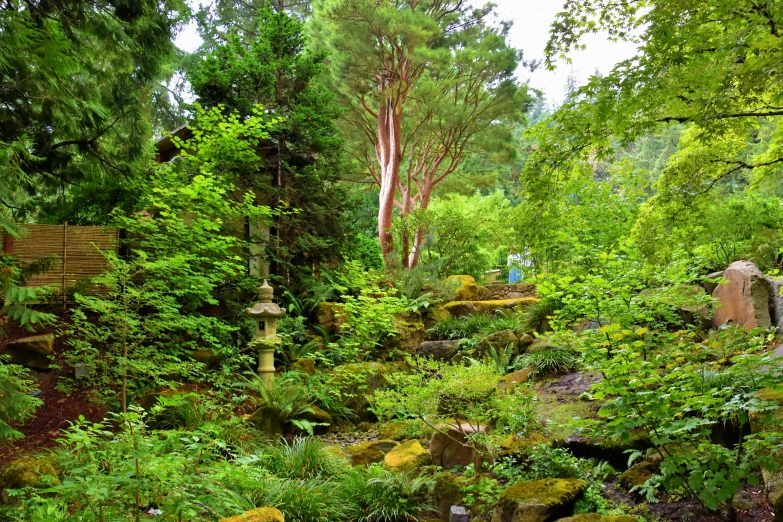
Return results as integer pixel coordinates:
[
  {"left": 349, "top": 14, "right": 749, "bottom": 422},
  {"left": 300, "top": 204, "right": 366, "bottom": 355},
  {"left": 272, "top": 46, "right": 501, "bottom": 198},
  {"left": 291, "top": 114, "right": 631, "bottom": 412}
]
[{"left": 246, "top": 280, "right": 286, "bottom": 318}]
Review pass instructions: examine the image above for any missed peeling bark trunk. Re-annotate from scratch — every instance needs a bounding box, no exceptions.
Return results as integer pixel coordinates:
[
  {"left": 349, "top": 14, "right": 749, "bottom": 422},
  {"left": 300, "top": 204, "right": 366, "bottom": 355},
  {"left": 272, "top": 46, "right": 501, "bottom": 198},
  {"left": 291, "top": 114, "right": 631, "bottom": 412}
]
[
  {"left": 376, "top": 98, "right": 402, "bottom": 265},
  {"left": 407, "top": 187, "right": 431, "bottom": 268}
]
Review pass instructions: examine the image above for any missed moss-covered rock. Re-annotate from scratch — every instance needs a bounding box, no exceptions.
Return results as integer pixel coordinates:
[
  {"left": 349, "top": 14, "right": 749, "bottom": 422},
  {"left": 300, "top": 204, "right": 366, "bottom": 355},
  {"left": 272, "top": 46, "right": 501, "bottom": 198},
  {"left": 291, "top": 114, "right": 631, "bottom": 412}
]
[
  {"left": 315, "top": 302, "right": 345, "bottom": 334},
  {"left": 291, "top": 357, "right": 316, "bottom": 375},
  {"left": 497, "top": 366, "right": 534, "bottom": 395},
  {"left": 378, "top": 419, "right": 433, "bottom": 441},
  {"left": 289, "top": 405, "right": 332, "bottom": 435},
  {"left": 618, "top": 458, "right": 660, "bottom": 490},
  {"left": 555, "top": 515, "right": 638, "bottom": 522},
  {"left": 498, "top": 431, "right": 550, "bottom": 458},
  {"left": 384, "top": 439, "right": 431, "bottom": 472},
  {"left": 0, "top": 458, "right": 59, "bottom": 492},
  {"left": 4, "top": 334, "right": 55, "bottom": 370},
  {"left": 247, "top": 406, "right": 284, "bottom": 438},
  {"left": 494, "top": 478, "right": 588, "bottom": 522},
  {"left": 446, "top": 275, "right": 479, "bottom": 301},
  {"left": 527, "top": 338, "right": 558, "bottom": 354},
  {"left": 429, "top": 472, "right": 468, "bottom": 521},
  {"left": 472, "top": 329, "right": 519, "bottom": 359},
  {"left": 344, "top": 440, "right": 399, "bottom": 466},
  {"left": 442, "top": 297, "right": 539, "bottom": 318},
  {"left": 188, "top": 349, "right": 223, "bottom": 367},
  {"left": 219, "top": 507, "right": 285, "bottom": 522},
  {"left": 387, "top": 314, "right": 427, "bottom": 354}
]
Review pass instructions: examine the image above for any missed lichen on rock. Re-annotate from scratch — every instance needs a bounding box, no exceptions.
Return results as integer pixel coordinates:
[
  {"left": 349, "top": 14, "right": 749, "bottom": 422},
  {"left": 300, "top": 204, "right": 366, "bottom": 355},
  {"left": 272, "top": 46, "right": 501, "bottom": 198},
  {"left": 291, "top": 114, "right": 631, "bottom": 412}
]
[
  {"left": 384, "top": 439, "right": 431, "bottom": 472},
  {"left": 219, "top": 507, "right": 285, "bottom": 522}
]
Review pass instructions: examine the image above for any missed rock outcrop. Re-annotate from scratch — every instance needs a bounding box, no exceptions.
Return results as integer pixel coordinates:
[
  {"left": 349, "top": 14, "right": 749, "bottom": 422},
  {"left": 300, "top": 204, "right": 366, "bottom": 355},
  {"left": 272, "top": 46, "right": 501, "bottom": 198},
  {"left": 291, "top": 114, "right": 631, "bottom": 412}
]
[
  {"left": 3, "top": 334, "right": 54, "bottom": 370},
  {"left": 429, "top": 426, "right": 482, "bottom": 470},
  {"left": 220, "top": 507, "right": 285, "bottom": 522},
  {"left": 473, "top": 329, "right": 518, "bottom": 358},
  {"left": 447, "top": 275, "right": 479, "bottom": 301},
  {"left": 492, "top": 478, "right": 587, "bottom": 522},
  {"left": 344, "top": 440, "right": 399, "bottom": 466},
  {"left": 384, "top": 439, "right": 432, "bottom": 472},
  {"left": 417, "top": 340, "right": 461, "bottom": 361},
  {"left": 443, "top": 297, "right": 538, "bottom": 318},
  {"left": 712, "top": 261, "right": 771, "bottom": 329}
]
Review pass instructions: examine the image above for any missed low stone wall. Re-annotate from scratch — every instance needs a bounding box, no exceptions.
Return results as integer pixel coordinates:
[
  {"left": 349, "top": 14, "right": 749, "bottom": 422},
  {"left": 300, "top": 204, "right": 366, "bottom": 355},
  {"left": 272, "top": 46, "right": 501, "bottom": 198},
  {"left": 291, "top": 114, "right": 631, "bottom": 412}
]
[{"left": 477, "top": 283, "right": 537, "bottom": 301}]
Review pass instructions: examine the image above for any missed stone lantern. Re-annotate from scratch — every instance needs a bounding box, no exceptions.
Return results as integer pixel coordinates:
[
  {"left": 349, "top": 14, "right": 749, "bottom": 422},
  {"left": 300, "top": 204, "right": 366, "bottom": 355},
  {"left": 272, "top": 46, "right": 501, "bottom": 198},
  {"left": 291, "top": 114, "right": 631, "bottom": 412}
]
[{"left": 246, "top": 280, "right": 286, "bottom": 385}]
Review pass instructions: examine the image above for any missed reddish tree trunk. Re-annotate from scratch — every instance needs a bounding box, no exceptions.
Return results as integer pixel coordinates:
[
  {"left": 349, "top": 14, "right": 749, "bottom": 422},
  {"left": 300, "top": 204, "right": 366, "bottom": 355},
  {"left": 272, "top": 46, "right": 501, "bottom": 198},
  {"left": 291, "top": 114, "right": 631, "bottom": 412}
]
[{"left": 376, "top": 98, "right": 402, "bottom": 265}]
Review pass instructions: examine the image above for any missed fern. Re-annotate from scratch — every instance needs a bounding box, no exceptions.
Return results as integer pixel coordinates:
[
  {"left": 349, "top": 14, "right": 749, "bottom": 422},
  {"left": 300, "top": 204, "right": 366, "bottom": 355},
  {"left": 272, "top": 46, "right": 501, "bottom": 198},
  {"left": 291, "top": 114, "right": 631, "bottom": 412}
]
[
  {"left": 1, "top": 254, "right": 57, "bottom": 331},
  {"left": 0, "top": 355, "right": 43, "bottom": 439}
]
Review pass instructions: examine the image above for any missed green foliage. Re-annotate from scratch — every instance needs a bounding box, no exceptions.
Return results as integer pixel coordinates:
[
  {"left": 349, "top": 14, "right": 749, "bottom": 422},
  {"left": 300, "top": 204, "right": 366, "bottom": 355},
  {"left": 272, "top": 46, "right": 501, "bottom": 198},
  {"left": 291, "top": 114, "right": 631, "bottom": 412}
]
[
  {"left": 65, "top": 107, "right": 275, "bottom": 409},
  {"left": 519, "top": 349, "right": 580, "bottom": 377},
  {"left": 6, "top": 409, "right": 252, "bottom": 521},
  {"left": 487, "top": 343, "right": 516, "bottom": 375},
  {"left": 373, "top": 358, "right": 535, "bottom": 465},
  {"left": 0, "top": 248, "right": 58, "bottom": 332},
  {"left": 0, "top": 0, "right": 188, "bottom": 223},
  {"left": 326, "top": 260, "right": 408, "bottom": 363},
  {"left": 188, "top": 6, "right": 352, "bottom": 287},
  {"left": 428, "top": 312, "right": 523, "bottom": 341},
  {"left": 579, "top": 324, "right": 783, "bottom": 514},
  {"left": 339, "top": 465, "right": 433, "bottom": 522},
  {"left": 0, "top": 356, "right": 42, "bottom": 440},
  {"left": 264, "top": 437, "right": 347, "bottom": 480},
  {"left": 526, "top": 0, "right": 783, "bottom": 257}
]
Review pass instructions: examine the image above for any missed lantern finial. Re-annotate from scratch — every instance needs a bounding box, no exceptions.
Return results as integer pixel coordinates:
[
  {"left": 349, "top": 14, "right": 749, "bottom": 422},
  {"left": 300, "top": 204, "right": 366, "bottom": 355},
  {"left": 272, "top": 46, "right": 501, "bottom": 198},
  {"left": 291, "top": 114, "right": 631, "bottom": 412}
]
[{"left": 258, "top": 279, "right": 274, "bottom": 303}]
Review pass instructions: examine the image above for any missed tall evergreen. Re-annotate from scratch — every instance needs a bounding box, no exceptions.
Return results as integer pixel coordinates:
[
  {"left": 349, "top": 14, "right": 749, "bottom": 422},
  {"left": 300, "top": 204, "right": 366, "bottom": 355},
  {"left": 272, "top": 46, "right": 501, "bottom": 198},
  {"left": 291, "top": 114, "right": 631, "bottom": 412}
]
[
  {"left": 187, "top": 7, "right": 350, "bottom": 286},
  {"left": 0, "top": 0, "right": 188, "bottom": 225}
]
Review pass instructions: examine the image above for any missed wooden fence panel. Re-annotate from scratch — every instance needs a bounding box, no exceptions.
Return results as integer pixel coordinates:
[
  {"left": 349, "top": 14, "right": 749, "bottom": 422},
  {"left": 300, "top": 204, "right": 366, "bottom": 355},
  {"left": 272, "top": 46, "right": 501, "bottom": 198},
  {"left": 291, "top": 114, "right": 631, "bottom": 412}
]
[{"left": 1, "top": 224, "right": 119, "bottom": 299}]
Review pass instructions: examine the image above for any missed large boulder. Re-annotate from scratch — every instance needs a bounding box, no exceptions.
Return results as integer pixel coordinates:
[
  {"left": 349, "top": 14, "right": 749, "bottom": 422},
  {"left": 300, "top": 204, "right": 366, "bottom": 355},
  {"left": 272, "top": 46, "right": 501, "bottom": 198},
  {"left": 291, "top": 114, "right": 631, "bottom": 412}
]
[
  {"left": 344, "top": 440, "right": 399, "bottom": 466},
  {"left": 429, "top": 425, "right": 483, "bottom": 470},
  {"left": 384, "top": 439, "right": 432, "bottom": 472},
  {"left": 473, "top": 330, "right": 519, "bottom": 359},
  {"left": 712, "top": 261, "right": 771, "bottom": 329},
  {"left": 446, "top": 275, "right": 479, "bottom": 301},
  {"left": 3, "top": 334, "right": 54, "bottom": 370},
  {"left": 315, "top": 302, "right": 345, "bottom": 334},
  {"left": 389, "top": 315, "right": 427, "bottom": 353},
  {"left": 220, "top": 508, "right": 285, "bottom": 522},
  {"left": 247, "top": 406, "right": 284, "bottom": 438},
  {"left": 0, "top": 457, "right": 59, "bottom": 504},
  {"left": 417, "top": 340, "right": 461, "bottom": 361},
  {"left": 443, "top": 297, "right": 538, "bottom": 318},
  {"left": 492, "top": 479, "right": 587, "bottom": 522}
]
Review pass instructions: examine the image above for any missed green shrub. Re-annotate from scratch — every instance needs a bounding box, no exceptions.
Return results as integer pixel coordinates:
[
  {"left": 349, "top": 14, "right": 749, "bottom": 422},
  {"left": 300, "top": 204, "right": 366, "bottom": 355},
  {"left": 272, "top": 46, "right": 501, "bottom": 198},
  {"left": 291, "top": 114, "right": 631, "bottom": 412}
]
[
  {"left": 339, "top": 465, "right": 433, "bottom": 522},
  {"left": 518, "top": 349, "right": 580, "bottom": 377},
  {"left": 264, "top": 437, "right": 347, "bottom": 480},
  {"left": 0, "top": 355, "right": 42, "bottom": 440}
]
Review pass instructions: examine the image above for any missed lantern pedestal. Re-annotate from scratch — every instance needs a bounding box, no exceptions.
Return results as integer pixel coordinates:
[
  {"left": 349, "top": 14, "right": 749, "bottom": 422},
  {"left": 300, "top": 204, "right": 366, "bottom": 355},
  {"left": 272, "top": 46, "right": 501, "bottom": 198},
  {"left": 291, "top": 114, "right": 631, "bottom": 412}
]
[{"left": 256, "top": 344, "right": 277, "bottom": 386}]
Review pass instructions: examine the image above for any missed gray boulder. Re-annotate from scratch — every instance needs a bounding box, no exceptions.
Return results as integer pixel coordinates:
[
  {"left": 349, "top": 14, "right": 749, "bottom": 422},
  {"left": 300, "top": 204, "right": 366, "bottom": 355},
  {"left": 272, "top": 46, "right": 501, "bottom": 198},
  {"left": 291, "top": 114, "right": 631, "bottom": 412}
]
[
  {"left": 3, "top": 334, "right": 54, "bottom": 370},
  {"left": 417, "top": 340, "right": 461, "bottom": 361}
]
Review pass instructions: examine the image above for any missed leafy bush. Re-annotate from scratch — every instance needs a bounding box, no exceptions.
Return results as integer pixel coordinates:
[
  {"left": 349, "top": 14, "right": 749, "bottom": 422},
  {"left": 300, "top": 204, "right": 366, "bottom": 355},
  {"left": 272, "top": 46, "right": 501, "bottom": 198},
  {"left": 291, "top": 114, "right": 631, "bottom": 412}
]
[
  {"left": 0, "top": 355, "right": 42, "bottom": 440},
  {"left": 6, "top": 409, "right": 252, "bottom": 521},
  {"left": 579, "top": 324, "right": 783, "bottom": 516},
  {"left": 0, "top": 252, "right": 57, "bottom": 332}
]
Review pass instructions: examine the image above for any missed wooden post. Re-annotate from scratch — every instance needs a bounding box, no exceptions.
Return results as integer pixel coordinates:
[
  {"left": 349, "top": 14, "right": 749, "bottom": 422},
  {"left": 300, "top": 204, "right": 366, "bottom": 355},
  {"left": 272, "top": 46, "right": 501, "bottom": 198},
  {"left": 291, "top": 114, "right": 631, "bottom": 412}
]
[
  {"left": 62, "top": 221, "right": 68, "bottom": 309},
  {"left": 3, "top": 233, "right": 12, "bottom": 254}
]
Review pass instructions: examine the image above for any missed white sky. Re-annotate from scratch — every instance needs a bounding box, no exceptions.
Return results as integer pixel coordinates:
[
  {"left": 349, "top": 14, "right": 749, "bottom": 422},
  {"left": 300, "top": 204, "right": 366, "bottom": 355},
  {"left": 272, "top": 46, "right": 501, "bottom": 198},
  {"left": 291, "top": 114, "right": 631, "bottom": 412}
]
[{"left": 174, "top": 0, "right": 638, "bottom": 105}]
